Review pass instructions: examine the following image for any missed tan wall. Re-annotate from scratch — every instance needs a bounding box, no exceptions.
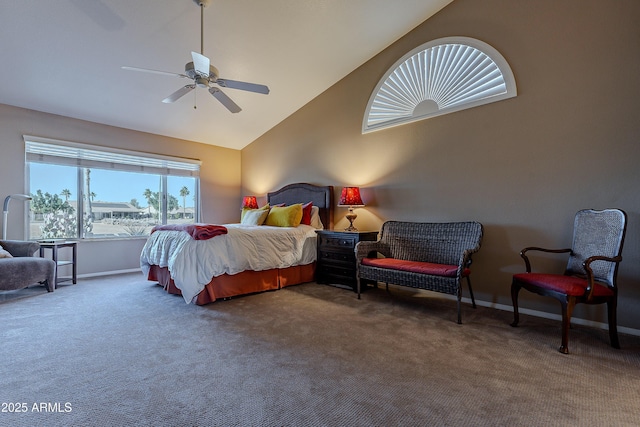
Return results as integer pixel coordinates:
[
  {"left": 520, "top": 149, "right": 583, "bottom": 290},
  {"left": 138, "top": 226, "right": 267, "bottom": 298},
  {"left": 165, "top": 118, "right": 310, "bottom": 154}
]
[
  {"left": 0, "top": 104, "right": 241, "bottom": 275},
  {"left": 242, "top": 0, "right": 640, "bottom": 329}
]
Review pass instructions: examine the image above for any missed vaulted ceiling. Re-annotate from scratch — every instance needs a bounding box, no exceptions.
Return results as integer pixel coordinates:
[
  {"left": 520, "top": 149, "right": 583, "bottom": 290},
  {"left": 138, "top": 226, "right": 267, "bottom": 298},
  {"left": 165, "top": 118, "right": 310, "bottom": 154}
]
[{"left": 0, "top": 0, "right": 452, "bottom": 149}]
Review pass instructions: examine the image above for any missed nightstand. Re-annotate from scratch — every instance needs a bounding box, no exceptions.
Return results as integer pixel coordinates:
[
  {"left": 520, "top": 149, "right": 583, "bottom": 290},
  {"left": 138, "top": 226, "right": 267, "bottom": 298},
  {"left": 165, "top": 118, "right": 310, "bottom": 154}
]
[
  {"left": 39, "top": 241, "right": 77, "bottom": 288},
  {"left": 316, "top": 230, "right": 378, "bottom": 292}
]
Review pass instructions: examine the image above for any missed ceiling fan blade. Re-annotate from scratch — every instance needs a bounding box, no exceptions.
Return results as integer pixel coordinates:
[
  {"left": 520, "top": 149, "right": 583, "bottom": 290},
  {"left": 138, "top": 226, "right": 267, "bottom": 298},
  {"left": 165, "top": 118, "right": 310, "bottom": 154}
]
[
  {"left": 191, "top": 51, "right": 210, "bottom": 78},
  {"left": 121, "top": 66, "right": 188, "bottom": 79},
  {"left": 216, "top": 78, "right": 270, "bottom": 95},
  {"left": 162, "top": 85, "right": 196, "bottom": 103},
  {"left": 209, "top": 87, "right": 241, "bottom": 113}
]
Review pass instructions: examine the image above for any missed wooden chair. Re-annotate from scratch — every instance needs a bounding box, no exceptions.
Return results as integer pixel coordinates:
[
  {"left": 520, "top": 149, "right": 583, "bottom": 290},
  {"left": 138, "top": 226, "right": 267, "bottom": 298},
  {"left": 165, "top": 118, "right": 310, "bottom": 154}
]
[{"left": 510, "top": 209, "right": 627, "bottom": 354}]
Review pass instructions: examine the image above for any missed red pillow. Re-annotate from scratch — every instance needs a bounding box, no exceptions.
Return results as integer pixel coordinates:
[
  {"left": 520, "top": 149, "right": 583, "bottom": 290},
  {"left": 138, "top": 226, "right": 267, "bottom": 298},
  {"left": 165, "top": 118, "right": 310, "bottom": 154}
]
[{"left": 300, "top": 202, "right": 313, "bottom": 225}]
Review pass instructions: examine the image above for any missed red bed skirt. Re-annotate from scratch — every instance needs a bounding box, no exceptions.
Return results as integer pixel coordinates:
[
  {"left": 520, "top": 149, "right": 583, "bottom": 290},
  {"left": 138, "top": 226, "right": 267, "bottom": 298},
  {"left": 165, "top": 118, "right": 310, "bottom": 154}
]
[{"left": 147, "top": 263, "right": 316, "bottom": 305}]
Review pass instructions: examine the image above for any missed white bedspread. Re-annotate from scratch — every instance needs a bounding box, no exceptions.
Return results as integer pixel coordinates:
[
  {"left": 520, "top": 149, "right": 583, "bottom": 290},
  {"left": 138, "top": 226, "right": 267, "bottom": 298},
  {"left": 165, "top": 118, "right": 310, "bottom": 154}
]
[{"left": 140, "top": 224, "right": 318, "bottom": 303}]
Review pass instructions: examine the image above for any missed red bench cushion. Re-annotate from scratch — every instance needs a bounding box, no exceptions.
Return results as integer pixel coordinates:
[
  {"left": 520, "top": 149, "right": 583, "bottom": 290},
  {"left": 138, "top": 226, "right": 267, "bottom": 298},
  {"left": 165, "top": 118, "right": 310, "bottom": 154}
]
[
  {"left": 361, "top": 258, "right": 469, "bottom": 277},
  {"left": 513, "top": 273, "right": 614, "bottom": 297}
]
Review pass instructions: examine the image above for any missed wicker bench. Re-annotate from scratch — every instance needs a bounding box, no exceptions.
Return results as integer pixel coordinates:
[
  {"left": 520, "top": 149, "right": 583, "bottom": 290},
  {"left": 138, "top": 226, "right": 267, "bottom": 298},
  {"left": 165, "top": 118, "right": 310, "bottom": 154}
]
[{"left": 355, "top": 220, "right": 483, "bottom": 323}]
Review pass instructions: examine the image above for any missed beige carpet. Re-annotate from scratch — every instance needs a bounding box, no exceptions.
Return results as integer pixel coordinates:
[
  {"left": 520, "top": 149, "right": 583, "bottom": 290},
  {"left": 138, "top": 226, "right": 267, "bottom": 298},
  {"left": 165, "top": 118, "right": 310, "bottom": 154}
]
[{"left": 1, "top": 273, "right": 639, "bottom": 427}]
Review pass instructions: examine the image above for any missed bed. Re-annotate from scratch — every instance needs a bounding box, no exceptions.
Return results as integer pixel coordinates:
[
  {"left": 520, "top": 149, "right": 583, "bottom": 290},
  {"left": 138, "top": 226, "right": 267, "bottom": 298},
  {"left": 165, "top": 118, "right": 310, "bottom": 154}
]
[{"left": 141, "top": 183, "right": 334, "bottom": 304}]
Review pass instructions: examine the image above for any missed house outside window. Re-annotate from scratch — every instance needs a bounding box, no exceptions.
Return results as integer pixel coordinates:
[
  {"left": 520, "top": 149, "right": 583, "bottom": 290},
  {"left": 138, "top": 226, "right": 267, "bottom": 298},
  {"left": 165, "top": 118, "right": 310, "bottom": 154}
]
[{"left": 25, "top": 137, "right": 200, "bottom": 240}]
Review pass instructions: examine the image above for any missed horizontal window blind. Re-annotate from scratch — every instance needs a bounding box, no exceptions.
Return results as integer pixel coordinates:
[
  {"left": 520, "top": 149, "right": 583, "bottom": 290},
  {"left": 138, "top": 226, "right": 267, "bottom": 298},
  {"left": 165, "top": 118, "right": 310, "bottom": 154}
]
[{"left": 24, "top": 136, "right": 200, "bottom": 177}]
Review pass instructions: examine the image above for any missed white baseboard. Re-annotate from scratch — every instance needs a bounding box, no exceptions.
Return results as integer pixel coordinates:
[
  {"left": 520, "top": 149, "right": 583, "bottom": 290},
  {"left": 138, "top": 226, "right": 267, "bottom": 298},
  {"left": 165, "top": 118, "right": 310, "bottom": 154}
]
[
  {"left": 462, "top": 296, "right": 640, "bottom": 337},
  {"left": 415, "top": 290, "right": 640, "bottom": 337},
  {"left": 77, "top": 268, "right": 142, "bottom": 279}
]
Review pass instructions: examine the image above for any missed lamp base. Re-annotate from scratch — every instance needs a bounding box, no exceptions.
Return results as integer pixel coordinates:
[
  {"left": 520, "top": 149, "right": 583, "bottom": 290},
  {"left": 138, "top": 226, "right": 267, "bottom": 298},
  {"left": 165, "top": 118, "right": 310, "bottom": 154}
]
[{"left": 344, "top": 210, "right": 358, "bottom": 232}]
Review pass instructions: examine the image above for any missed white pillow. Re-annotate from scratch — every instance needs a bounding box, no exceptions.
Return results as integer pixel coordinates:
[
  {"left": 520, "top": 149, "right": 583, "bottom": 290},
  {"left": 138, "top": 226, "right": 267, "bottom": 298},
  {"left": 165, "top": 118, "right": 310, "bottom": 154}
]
[
  {"left": 240, "top": 208, "right": 269, "bottom": 226},
  {"left": 310, "top": 206, "right": 324, "bottom": 229},
  {"left": 0, "top": 247, "right": 13, "bottom": 258}
]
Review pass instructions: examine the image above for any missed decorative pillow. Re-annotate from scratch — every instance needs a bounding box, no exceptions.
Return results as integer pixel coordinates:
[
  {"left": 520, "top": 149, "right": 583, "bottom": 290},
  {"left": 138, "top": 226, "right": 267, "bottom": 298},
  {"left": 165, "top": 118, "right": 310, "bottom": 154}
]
[
  {"left": 0, "top": 247, "right": 13, "bottom": 258},
  {"left": 241, "top": 204, "right": 269, "bottom": 221},
  {"left": 310, "top": 206, "right": 324, "bottom": 229},
  {"left": 265, "top": 204, "right": 303, "bottom": 227},
  {"left": 300, "top": 202, "right": 313, "bottom": 225},
  {"left": 240, "top": 208, "right": 270, "bottom": 226}
]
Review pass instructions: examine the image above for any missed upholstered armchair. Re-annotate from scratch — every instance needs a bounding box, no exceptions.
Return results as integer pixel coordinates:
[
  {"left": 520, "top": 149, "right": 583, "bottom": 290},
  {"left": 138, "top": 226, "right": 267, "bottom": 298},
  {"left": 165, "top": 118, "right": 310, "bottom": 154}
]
[
  {"left": 510, "top": 209, "right": 627, "bottom": 354},
  {"left": 0, "top": 240, "right": 56, "bottom": 292}
]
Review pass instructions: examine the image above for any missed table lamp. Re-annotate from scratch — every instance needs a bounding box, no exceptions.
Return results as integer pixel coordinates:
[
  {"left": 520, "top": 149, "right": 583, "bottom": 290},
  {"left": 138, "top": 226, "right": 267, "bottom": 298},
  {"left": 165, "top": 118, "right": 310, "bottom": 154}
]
[
  {"left": 3, "top": 194, "right": 32, "bottom": 240},
  {"left": 338, "top": 187, "right": 364, "bottom": 231}
]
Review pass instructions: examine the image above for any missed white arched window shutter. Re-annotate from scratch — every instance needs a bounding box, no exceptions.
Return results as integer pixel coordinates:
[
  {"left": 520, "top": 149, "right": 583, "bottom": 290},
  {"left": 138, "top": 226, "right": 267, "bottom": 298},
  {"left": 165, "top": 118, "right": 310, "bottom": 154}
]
[{"left": 363, "top": 37, "right": 517, "bottom": 133}]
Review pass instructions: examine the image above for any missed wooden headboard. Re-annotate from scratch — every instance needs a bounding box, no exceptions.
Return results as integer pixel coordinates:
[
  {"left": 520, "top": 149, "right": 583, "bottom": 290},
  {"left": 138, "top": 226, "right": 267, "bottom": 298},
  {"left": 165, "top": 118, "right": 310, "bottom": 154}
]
[{"left": 267, "top": 183, "right": 334, "bottom": 230}]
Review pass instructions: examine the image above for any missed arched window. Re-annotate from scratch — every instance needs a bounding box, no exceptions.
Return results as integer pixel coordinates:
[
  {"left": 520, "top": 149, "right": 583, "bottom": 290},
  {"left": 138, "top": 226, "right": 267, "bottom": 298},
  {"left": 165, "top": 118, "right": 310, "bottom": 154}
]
[{"left": 363, "top": 37, "right": 517, "bottom": 133}]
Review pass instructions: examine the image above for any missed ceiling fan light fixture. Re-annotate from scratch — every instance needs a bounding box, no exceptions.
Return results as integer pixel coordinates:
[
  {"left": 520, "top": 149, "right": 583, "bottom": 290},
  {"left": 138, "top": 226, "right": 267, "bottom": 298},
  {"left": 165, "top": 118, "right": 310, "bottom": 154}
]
[{"left": 195, "top": 77, "right": 209, "bottom": 88}]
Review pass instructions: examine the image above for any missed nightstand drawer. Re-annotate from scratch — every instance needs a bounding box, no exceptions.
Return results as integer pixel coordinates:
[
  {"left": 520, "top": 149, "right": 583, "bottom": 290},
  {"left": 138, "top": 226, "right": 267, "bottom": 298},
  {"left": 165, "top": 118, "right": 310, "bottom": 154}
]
[
  {"left": 316, "top": 264, "right": 358, "bottom": 287},
  {"left": 319, "top": 234, "right": 358, "bottom": 250},
  {"left": 321, "top": 264, "right": 356, "bottom": 279},
  {"left": 318, "top": 250, "right": 354, "bottom": 263}
]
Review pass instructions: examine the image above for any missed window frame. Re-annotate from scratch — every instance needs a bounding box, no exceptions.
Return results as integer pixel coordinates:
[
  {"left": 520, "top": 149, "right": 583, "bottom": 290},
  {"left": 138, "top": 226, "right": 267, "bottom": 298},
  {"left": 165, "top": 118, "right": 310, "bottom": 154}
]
[
  {"left": 24, "top": 136, "right": 201, "bottom": 240},
  {"left": 363, "top": 36, "right": 517, "bottom": 133}
]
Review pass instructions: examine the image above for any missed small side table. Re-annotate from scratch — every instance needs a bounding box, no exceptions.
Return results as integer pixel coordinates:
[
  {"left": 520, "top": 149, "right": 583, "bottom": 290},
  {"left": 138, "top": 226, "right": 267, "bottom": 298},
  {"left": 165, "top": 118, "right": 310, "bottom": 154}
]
[{"left": 39, "top": 241, "right": 77, "bottom": 287}]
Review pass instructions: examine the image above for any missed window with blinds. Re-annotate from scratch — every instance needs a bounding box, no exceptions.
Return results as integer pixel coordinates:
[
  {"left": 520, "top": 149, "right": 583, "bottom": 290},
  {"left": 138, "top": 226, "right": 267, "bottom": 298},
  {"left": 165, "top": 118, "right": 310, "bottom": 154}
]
[
  {"left": 363, "top": 37, "right": 517, "bottom": 133},
  {"left": 25, "top": 136, "right": 201, "bottom": 240}
]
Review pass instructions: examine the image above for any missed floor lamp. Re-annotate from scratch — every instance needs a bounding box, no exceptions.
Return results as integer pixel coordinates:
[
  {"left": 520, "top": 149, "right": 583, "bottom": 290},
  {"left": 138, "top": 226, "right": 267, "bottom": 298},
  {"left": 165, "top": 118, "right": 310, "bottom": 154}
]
[{"left": 2, "top": 194, "right": 32, "bottom": 240}]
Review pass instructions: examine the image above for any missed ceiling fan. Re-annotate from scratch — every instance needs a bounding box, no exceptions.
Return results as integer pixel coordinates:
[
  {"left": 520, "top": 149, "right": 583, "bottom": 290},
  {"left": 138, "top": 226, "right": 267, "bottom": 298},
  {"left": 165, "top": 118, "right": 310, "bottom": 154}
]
[{"left": 122, "top": 0, "right": 269, "bottom": 113}]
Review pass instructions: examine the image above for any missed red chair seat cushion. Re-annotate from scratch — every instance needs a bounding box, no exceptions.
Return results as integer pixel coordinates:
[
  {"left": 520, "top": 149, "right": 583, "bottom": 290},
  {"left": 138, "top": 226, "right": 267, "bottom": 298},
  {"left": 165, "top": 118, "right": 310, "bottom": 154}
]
[
  {"left": 513, "top": 273, "right": 614, "bottom": 297},
  {"left": 361, "top": 258, "right": 470, "bottom": 277}
]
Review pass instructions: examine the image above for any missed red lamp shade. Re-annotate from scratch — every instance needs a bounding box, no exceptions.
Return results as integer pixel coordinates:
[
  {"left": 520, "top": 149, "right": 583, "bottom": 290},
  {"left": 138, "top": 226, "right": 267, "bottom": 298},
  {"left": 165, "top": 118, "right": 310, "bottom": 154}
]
[
  {"left": 338, "top": 187, "right": 364, "bottom": 207},
  {"left": 242, "top": 196, "right": 258, "bottom": 209}
]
